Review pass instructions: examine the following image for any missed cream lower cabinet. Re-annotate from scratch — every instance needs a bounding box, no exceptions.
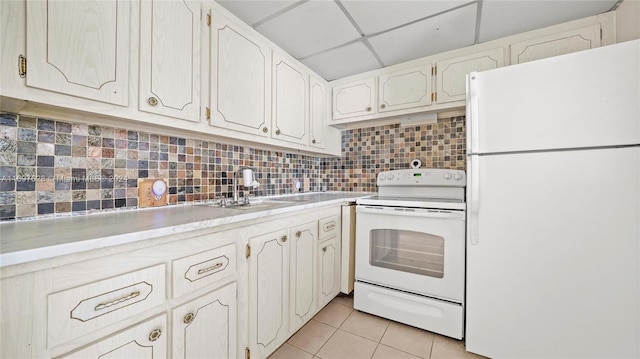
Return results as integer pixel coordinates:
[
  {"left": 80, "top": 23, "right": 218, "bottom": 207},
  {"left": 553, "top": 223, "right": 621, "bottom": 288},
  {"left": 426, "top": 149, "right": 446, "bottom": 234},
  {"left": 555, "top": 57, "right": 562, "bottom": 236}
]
[
  {"left": 60, "top": 315, "right": 167, "bottom": 358},
  {"left": 289, "top": 222, "right": 318, "bottom": 330},
  {"left": 245, "top": 206, "right": 342, "bottom": 359},
  {"left": 248, "top": 229, "right": 290, "bottom": 358},
  {"left": 172, "top": 282, "right": 237, "bottom": 359},
  {"left": 318, "top": 236, "right": 341, "bottom": 307}
]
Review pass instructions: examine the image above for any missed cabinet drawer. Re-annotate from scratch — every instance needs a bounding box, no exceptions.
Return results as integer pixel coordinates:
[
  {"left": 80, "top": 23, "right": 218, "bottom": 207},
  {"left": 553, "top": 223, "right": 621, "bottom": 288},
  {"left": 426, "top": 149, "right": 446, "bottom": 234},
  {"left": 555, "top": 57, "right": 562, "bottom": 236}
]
[
  {"left": 172, "top": 243, "right": 236, "bottom": 298},
  {"left": 48, "top": 264, "right": 166, "bottom": 348},
  {"left": 319, "top": 216, "right": 339, "bottom": 241},
  {"left": 59, "top": 314, "right": 167, "bottom": 358}
]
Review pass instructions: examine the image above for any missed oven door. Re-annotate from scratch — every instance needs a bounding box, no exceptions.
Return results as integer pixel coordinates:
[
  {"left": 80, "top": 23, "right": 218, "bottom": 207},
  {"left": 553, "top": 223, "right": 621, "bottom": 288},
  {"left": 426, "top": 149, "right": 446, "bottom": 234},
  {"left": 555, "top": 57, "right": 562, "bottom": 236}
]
[{"left": 355, "top": 205, "right": 466, "bottom": 302}]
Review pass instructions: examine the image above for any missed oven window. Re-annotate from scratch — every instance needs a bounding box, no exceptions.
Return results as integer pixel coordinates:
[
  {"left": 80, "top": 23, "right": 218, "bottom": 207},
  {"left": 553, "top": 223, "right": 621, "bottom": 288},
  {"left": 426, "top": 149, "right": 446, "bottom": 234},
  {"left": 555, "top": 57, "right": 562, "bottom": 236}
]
[{"left": 369, "top": 229, "right": 444, "bottom": 278}]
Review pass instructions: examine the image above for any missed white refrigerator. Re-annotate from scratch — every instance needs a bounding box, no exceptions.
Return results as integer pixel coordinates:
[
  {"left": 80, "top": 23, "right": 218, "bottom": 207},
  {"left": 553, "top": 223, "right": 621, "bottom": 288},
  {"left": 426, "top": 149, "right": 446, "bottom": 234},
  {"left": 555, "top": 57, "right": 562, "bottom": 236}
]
[{"left": 465, "top": 40, "right": 640, "bottom": 358}]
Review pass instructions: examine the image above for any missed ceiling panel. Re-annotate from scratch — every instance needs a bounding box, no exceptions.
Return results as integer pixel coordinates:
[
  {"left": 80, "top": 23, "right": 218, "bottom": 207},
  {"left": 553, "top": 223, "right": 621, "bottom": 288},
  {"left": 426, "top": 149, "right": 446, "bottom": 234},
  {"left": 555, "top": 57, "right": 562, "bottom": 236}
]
[
  {"left": 340, "top": 0, "right": 470, "bottom": 35},
  {"left": 369, "top": 3, "right": 478, "bottom": 66},
  {"left": 301, "top": 41, "right": 381, "bottom": 80},
  {"left": 255, "top": 0, "right": 362, "bottom": 58},
  {"left": 479, "top": 0, "right": 618, "bottom": 42},
  {"left": 216, "top": 0, "right": 299, "bottom": 26}
]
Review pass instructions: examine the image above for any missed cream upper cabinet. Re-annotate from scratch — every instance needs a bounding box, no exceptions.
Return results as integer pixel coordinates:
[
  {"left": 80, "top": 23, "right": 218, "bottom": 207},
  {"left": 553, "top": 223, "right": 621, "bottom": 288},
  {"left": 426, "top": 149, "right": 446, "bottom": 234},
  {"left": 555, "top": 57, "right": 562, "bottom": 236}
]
[
  {"left": 289, "top": 222, "right": 317, "bottom": 330},
  {"left": 435, "top": 48, "right": 505, "bottom": 104},
  {"left": 139, "top": 0, "right": 200, "bottom": 122},
  {"left": 59, "top": 315, "right": 167, "bottom": 358},
  {"left": 248, "top": 229, "right": 290, "bottom": 358},
  {"left": 510, "top": 24, "right": 602, "bottom": 64},
  {"left": 309, "top": 76, "right": 328, "bottom": 149},
  {"left": 172, "top": 283, "right": 236, "bottom": 359},
  {"left": 25, "top": 0, "right": 129, "bottom": 106},
  {"left": 272, "top": 52, "right": 308, "bottom": 145},
  {"left": 332, "top": 77, "right": 376, "bottom": 120},
  {"left": 378, "top": 64, "right": 432, "bottom": 113},
  {"left": 210, "top": 11, "right": 271, "bottom": 137}
]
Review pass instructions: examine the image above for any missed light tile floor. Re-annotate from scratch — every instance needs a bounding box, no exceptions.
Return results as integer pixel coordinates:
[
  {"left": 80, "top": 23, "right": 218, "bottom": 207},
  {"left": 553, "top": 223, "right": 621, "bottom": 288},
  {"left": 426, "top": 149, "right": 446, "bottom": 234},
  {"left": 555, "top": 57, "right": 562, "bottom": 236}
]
[{"left": 269, "top": 294, "right": 486, "bottom": 359}]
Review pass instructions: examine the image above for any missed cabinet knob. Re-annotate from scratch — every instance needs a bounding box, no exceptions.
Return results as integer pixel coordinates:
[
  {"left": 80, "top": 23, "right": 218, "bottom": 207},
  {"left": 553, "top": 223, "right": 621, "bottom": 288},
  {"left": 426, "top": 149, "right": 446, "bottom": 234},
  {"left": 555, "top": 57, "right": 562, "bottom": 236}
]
[
  {"left": 281, "top": 235, "right": 288, "bottom": 242},
  {"left": 262, "top": 127, "right": 268, "bottom": 133},
  {"left": 296, "top": 231, "right": 302, "bottom": 238},
  {"left": 148, "top": 97, "right": 158, "bottom": 106},
  {"left": 148, "top": 329, "right": 162, "bottom": 342},
  {"left": 311, "top": 139, "right": 316, "bottom": 144},
  {"left": 183, "top": 312, "right": 195, "bottom": 324},
  {"left": 366, "top": 106, "right": 372, "bottom": 112},
  {"left": 322, "top": 246, "right": 327, "bottom": 253},
  {"left": 380, "top": 104, "right": 386, "bottom": 109},
  {"left": 275, "top": 129, "right": 281, "bottom": 135}
]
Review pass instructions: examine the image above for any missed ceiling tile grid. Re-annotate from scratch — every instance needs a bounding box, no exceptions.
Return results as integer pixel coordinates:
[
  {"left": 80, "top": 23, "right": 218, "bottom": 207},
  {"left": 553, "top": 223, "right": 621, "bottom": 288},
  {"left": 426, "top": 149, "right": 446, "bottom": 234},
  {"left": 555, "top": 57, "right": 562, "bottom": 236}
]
[{"left": 216, "top": 0, "right": 620, "bottom": 80}]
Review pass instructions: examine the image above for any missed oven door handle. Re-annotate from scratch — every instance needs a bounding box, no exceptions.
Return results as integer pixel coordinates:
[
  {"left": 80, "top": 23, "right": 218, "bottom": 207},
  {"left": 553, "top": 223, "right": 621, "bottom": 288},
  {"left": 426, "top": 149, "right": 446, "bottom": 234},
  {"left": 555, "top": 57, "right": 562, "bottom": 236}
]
[{"left": 357, "top": 206, "right": 465, "bottom": 220}]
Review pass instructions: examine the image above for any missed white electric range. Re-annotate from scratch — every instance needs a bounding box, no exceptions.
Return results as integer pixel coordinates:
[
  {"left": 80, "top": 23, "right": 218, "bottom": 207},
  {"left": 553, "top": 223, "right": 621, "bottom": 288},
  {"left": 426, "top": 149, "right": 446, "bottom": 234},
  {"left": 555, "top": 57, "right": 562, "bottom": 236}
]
[{"left": 354, "top": 168, "right": 466, "bottom": 339}]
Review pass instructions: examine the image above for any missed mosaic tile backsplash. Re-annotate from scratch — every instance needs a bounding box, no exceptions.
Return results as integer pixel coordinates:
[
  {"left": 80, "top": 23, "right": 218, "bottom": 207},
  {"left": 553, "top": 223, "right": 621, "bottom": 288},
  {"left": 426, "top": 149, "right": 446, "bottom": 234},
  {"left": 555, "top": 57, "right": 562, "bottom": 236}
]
[{"left": 0, "top": 112, "right": 465, "bottom": 220}]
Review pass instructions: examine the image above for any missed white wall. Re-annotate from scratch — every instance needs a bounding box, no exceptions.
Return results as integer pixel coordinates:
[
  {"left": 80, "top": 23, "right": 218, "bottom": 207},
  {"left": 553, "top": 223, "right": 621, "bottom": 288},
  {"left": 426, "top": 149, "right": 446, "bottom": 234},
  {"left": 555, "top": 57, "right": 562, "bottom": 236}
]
[{"left": 616, "top": 0, "right": 640, "bottom": 42}]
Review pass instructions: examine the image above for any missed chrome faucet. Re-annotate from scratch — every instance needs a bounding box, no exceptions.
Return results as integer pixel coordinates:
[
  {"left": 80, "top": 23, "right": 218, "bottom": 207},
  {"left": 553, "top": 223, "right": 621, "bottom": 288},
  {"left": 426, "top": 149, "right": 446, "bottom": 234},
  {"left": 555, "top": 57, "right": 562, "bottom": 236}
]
[{"left": 232, "top": 171, "right": 240, "bottom": 204}]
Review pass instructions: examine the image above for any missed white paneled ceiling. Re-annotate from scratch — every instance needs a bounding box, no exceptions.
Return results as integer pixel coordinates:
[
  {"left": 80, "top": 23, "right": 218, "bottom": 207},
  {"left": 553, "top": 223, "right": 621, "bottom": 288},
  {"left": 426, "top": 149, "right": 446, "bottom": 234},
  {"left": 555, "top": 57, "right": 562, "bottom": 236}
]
[{"left": 216, "top": 0, "right": 622, "bottom": 81}]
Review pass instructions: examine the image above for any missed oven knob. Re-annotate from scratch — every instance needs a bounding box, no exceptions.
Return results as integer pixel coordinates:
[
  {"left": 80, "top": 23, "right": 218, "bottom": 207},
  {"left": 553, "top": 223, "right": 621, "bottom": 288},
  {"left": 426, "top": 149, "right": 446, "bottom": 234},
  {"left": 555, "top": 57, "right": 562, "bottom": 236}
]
[
  {"left": 443, "top": 172, "right": 452, "bottom": 180},
  {"left": 454, "top": 173, "right": 463, "bottom": 181},
  {"left": 379, "top": 173, "right": 387, "bottom": 181},
  {"left": 388, "top": 173, "right": 395, "bottom": 180}
]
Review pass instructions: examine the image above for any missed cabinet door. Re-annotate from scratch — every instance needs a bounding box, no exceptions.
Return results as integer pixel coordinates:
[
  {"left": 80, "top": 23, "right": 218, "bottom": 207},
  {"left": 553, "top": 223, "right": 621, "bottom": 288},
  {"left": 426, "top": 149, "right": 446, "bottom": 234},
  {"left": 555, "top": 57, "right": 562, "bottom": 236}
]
[
  {"left": 60, "top": 315, "right": 167, "bottom": 358},
  {"left": 436, "top": 48, "right": 504, "bottom": 104},
  {"left": 510, "top": 24, "right": 601, "bottom": 65},
  {"left": 139, "top": 0, "right": 200, "bottom": 121},
  {"left": 332, "top": 78, "right": 376, "bottom": 120},
  {"left": 172, "top": 283, "right": 237, "bottom": 359},
  {"left": 25, "top": 0, "right": 129, "bottom": 106},
  {"left": 272, "top": 52, "right": 308, "bottom": 145},
  {"left": 318, "top": 236, "right": 340, "bottom": 307},
  {"left": 210, "top": 12, "right": 271, "bottom": 137},
  {"left": 378, "top": 65, "right": 432, "bottom": 113},
  {"left": 290, "top": 222, "right": 317, "bottom": 329},
  {"left": 309, "top": 76, "right": 327, "bottom": 149},
  {"left": 249, "top": 229, "right": 289, "bottom": 358}
]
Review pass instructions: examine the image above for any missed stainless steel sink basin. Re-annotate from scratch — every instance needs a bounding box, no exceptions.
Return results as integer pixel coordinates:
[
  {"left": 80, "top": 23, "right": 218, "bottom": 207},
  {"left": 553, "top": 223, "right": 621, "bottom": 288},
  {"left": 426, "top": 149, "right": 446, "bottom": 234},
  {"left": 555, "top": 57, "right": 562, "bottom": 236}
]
[
  {"left": 266, "top": 197, "right": 310, "bottom": 203},
  {"left": 196, "top": 197, "right": 306, "bottom": 211}
]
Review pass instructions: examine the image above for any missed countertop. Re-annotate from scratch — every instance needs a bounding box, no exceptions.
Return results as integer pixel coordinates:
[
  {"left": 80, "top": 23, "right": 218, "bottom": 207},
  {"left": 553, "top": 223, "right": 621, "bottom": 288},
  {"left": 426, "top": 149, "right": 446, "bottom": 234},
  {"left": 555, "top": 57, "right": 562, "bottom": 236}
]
[{"left": 0, "top": 192, "right": 371, "bottom": 268}]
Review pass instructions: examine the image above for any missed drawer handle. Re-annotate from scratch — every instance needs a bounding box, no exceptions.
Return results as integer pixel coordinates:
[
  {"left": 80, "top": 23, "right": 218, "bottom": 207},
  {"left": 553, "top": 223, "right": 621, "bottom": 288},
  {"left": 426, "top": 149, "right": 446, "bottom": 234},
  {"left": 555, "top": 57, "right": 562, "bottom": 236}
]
[
  {"left": 183, "top": 312, "right": 195, "bottom": 324},
  {"left": 323, "top": 222, "right": 336, "bottom": 231},
  {"left": 148, "top": 329, "right": 162, "bottom": 342},
  {"left": 197, "top": 262, "right": 223, "bottom": 275},
  {"left": 281, "top": 235, "right": 288, "bottom": 242},
  {"left": 296, "top": 231, "right": 302, "bottom": 238},
  {"left": 94, "top": 291, "right": 140, "bottom": 311}
]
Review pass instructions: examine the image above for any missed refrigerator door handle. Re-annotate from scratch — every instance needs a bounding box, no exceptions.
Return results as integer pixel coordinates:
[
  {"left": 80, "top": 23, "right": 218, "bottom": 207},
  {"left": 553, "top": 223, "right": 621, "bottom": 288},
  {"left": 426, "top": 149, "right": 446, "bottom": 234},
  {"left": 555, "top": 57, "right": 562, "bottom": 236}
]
[
  {"left": 466, "top": 72, "right": 480, "bottom": 154},
  {"left": 469, "top": 155, "right": 480, "bottom": 245}
]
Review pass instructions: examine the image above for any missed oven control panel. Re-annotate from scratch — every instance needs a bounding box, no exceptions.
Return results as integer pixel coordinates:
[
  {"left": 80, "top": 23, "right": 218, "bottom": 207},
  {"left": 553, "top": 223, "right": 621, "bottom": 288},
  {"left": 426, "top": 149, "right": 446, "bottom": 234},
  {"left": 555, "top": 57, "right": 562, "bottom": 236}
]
[{"left": 377, "top": 169, "right": 465, "bottom": 187}]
